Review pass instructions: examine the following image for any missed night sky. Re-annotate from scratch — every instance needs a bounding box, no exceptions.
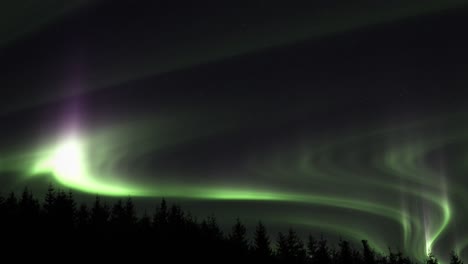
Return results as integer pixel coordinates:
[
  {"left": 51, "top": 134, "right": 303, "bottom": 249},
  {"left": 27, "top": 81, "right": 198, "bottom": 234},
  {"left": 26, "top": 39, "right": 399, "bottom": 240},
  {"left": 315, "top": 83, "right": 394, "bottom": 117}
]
[{"left": 1, "top": 1, "right": 468, "bottom": 261}]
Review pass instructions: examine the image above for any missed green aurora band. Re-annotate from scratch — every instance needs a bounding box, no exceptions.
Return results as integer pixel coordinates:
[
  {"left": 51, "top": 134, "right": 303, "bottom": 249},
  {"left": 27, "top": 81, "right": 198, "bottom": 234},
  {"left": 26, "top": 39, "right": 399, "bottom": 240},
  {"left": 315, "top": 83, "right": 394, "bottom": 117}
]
[{"left": 1, "top": 113, "right": 468, "bottom": 262}]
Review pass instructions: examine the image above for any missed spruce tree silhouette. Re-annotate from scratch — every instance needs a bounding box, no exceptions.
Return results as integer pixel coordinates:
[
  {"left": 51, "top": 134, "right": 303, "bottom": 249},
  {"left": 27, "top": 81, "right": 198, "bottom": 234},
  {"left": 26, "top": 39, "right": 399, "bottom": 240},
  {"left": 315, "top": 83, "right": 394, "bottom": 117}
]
[
  {"left": 90, "top": 196, "right": 109, "bottom": 231},
  {"left": 0, "top": 193, "right": 4, "bottom": 222},
  {"left": 54, "top": 190, "right": 76, "bottom": 230},
  {"left": 288, "top": 228, "right": 307, "bottom": 263},
  {"left": 153, "top": 198, "right": 168, "bottom": 231},
  {"left": 252, "top": 221, "right": 272, "bottom": 261},
  {"left": 152, "top": 197, "right": 169, "bottom": 256},
  {"left": 168, "top": 204, "right": 184, "bottom": 231},
  {"left": 135, "top": 209, "right": 153, "bottom": 257},
  {"left": 201, "top": 215, "right": 223, "bottom": 241},
  {"left": 77, "top": 203, "right": 89, "bottom": 230},
  {"left": 277, "top": 228, "right": 307, "bottom": 264},
  {"left": 451, "top": 251, "right": 464, "bottom": 264},
  {"left": 307, "top": 235, "right": 318, "bottom": 261},
  {"left": 362, "top": 240, "right": 376, "bottom": 264},
  {"left": 313, "top": 236, "right": 332, "bottom": 264},
  {"left": 307, "top": 234, "right": 318, "bottom": 259},
  {"left": 179, "top": 211, "right": 203, "bottom": 261},
  {"left": 0, "top": 193, "right": 4, "bottom": 231},
  {"left": 43, "top": 183, "right": 55, "bottom": 214},
  {"left": 277, "top": 231, "right": 289, "bottom": 259},
  {"left": 201, "top": 215, "right": 224, "bottom": 262},
  {"left": 88, "top": 195, "right": 110, "bottom": 258},
  {"left": 167, "top": 204, "right": 186, "bottom": 253},
  {"left": 1, "top": 186, "right": 465, "bottom": 263},
  {"left": 398, "top": 250, "right": 412, "bottom": 264},
  {"left": 353, "top": 248, "right": 364, "bottom": 264},
  {"left": 4, "top": 192, "right": 18, "bottom": 231},
  {"left": 110, "top": 199, "right": 126, "bottom": 229},
  {"left": 42, "top": 185, "right": 76, "bottom": 231},
  {"left": 43, "top": 183, "right": 56, "bottom": 230},
  {"left": 16, "top": 187, "right": 40, "bottom": 247},
  {"left": 228, "top": 218, "right": 249, "bottom": 261},
  {"left": 124, "top": 197, "right": 137, "bottom": 228},
  {"left": 338, "top": 239, "right": 354, "bottom": 264},
  {"left": 382, "top": 247, "right": 406, "bottom": 264},
  {"left": 388, "top": 248, "right": 398, "bottom": 264},
  {"left": 19, "top": 187, "right": 40, "bottom": 229},
  {"left": 427, "top": 252, "right": 439, "bottom": 264},
  {"left": 138, "top": 209, "right": 151, "bottom": 232},
  {"left": 109, "top": 198, "right": 137, "bottom": 255}
]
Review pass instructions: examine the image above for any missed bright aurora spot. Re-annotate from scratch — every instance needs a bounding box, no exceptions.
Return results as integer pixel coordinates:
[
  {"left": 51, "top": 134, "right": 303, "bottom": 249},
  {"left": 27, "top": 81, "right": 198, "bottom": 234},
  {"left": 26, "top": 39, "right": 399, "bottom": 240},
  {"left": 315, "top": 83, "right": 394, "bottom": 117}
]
[
  {"left": 52, "top": 135, "right": 84, "bottom": 181},
  {"left": 32, "top": 132, "right": 142, "bottom": 196}
]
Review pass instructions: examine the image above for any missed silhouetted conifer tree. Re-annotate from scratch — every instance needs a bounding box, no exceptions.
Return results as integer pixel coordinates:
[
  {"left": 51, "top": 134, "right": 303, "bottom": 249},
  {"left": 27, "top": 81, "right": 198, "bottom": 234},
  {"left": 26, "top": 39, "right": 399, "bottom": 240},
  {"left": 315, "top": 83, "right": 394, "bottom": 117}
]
[
  {"left": 376, "top": 254, "right": 389, "bottom": 264},
  {"left": 0, "top": 187, "right": 462, "bottom": 263},
  {"left": 168, "top": 204, "right": 184, "bottom": 229},
  {"left": 183, "top": 211, "right": 199, "bottom": 239},
  {"left": 153, "top": 198, "right": 168, "bottom": 230},
  {"left": 362, "top": 240, "right": 376, "bottom": 264},
  {"left": 228, "top": 218, "right": 249, "bottom": 260},
  {"left": 77, "top": 203, "right": 89, "bottom": 229},
  {"left": 4, "top": 192, "right": 18, "bottom": 227},
  {"left": 201, "top": 215, "right": 223, "bottom": 241},
  {"left": 90, "top": 196, "right": 109, "bottom": 230},
  {"left": 307, "top": 235, "right": 318, "bottom": 261},
  {"left": 138, "top": 210, "right": 151, "bottom": 232},
  {"left": 451, "top": 251, "right": 464, "bottom": 264},
  {"left": 54, "top": 190, "right": 75, "bottom": 229},
  {"left": 229, "top": 218, "right": 248, "bottom": 247},
  {"left": 184, "top": 211, "right": 198, "bottom": 232},
  {"left": 0, "top": 193, "right": 4, "bottom": 228},
  {"left": 277, "top": 228, "right": 306, "bottom": 263},
  {"left": 134, "top": 209, "right": 152, "bottom": 255},
  {"left": 253, "top": 221, "right": 272, "bottom": 260},
  {"left": 199, "top": 215, "right": 224, "bottom": 261},
  {"left": 43, "top": 183, "right": 55, "bottom": 216},
  {"left": 110, "top": 199, "right": 125, "bottom": 229},
  {"left": 42, "top": 186, "right": 76, "bottom": 230},
  {"left": 288, "top": 228, "right": 307, "bottom": 263},
  {"left": 124, "top": 197, "right": 137, "bottom": 227},
  {"left": 277, "top": 232, "right": 289, "bottom": 258},
  {"left": 427, "top": 252, "right": 439, "bottom": 264},
  {"left": 19, "top": 188, "right": 40, "bottom": 219},
  {"left": 396, "top": 251, "right": 411, "bottom": 264},
  {"left": 0, "top": 194, "right": 4, "bottom": 216},
  {"left": 338, "top": 239, "right": 354, "bottom": 264},
  {"left": 313, "top": 236, "right": 332, "bottom": 264},
  {"left": 354, "top": 249, "right": 365, "bottom": 264}
]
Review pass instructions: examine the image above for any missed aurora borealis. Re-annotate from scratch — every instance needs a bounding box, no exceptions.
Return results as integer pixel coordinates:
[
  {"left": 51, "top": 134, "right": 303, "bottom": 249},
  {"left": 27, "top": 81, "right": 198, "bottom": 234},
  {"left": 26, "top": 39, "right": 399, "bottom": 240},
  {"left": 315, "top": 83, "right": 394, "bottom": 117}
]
[
  {"left": 12, "top": 111, "right": 468, "bottom": 260},
  {"left": 1, "top": 1, "right": 468, "bottom": 263}
]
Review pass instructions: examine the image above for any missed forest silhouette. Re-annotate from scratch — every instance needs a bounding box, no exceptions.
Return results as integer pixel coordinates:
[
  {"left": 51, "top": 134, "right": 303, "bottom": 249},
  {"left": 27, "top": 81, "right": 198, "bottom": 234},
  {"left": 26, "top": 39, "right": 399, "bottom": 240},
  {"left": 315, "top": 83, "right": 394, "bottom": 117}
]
[{"left": 0, "top": 185, "right": 463, "bottom": 264}]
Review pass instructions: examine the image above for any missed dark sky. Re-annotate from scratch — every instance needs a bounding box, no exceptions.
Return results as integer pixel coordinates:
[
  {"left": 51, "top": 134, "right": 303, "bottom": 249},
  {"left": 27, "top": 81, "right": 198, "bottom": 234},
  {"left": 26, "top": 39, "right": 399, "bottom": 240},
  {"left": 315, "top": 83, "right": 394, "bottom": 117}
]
[{"left": 1, "top": 1, "right": 468, "bottom": 261}]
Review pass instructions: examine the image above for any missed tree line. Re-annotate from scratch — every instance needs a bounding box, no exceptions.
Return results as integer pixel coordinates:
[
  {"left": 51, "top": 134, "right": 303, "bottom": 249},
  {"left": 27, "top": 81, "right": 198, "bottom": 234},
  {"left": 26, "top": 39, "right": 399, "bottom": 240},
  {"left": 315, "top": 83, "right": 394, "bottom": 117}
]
[{"left": 0, "top": 185, "right": 463, "bottom": 264}]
